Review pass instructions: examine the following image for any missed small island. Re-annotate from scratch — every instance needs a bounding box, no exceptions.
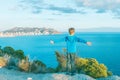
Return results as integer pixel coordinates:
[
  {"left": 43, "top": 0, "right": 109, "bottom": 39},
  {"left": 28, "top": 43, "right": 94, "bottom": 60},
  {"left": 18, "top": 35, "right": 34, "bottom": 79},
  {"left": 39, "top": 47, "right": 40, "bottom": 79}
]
[{"left": 0, "top": 27, "right": 60, "bottom": 37}]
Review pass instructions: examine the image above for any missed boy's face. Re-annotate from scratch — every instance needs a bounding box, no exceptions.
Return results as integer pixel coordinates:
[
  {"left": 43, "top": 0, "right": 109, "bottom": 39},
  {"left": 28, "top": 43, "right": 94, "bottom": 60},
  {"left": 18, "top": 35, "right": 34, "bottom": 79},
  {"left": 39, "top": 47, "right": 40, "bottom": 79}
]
[{"left": 69, "top": 30, "right": 75, "bottom": 35}]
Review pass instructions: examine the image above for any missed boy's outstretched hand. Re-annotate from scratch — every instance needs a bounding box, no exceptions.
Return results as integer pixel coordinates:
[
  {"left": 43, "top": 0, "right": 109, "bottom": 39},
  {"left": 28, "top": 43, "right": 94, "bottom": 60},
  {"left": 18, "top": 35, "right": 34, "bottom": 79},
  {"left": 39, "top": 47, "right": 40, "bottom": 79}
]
[
  {"left": 50, "top": 40, "right": 54, "bottom": 44},
  {"left": 87, "top": 42, "right": 92, "bottom": 46}
]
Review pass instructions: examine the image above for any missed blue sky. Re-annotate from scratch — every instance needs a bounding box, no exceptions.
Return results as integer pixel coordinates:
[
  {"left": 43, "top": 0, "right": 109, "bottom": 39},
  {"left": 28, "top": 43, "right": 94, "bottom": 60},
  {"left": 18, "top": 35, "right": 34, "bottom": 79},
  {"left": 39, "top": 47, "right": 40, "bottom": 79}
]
[{"left": 0, "top": 0, "right": 120, "bottom": 31}]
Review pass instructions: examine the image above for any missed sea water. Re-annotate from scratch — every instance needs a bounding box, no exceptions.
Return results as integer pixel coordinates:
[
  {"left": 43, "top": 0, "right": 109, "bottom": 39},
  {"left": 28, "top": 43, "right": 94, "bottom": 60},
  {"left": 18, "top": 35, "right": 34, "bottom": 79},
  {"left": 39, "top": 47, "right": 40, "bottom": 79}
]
[{"left": 0, "top": 32, "right": 120, "bottom": 75}]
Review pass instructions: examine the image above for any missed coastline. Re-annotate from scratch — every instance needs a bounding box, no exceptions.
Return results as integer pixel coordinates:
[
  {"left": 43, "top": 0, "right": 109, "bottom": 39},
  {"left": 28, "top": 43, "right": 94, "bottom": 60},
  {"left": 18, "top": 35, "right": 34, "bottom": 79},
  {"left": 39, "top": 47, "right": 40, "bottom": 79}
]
[
  {"left": 0, "top": 32, "right": 120, "bottom": 38},
  {"left": 0, "top": 34, "right": 60, "bottom": 38},
  {"left": 0, "top": 27, "right": 61, "bottom": 38}
]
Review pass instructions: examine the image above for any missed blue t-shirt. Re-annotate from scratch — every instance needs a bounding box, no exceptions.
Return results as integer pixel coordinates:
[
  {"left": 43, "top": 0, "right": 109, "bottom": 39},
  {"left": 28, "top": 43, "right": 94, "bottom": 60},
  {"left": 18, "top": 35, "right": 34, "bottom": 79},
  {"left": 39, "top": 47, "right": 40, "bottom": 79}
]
[
  {"left": 54, "top": 35, "right": 87, "bottom": 53},
  {"left": 65, "top": 35, "right": 87, "bottom": 53}
]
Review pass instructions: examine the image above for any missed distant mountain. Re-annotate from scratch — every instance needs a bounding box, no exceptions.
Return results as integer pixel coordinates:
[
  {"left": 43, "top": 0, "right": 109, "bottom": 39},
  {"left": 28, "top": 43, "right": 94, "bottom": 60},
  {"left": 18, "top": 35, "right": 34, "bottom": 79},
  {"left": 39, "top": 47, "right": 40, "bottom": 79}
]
[
  {"left": 0, "top": 27, "right": 60, "bottom": 37},
  {"left": 3, "top": 27, "right": 60, "bottom": 34}
]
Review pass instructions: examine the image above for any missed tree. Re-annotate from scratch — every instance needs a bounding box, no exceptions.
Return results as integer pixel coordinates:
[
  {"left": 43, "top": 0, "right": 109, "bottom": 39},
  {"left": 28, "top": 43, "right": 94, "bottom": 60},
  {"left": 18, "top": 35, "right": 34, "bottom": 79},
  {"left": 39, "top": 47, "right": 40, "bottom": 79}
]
[
  {"left": 14, "top": 50, "right": 25, "bottom": 59},
  {"left": 3, "top": 46, "right": 15, "bottom": 55}
]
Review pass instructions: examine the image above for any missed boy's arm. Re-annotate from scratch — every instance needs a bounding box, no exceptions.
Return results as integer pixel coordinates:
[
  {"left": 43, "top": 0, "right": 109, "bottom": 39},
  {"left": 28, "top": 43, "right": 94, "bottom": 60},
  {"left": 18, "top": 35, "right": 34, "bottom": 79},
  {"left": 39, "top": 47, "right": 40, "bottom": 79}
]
[
  {"left": 50, "top": 37, "right": 66, "bottom": 44},
  {"left": 86, "top": 42, "right": 92, "bottom": 46},
  {"left": 50, "top": 40, "right": 54, "bottom": 44},
  {"left": 76, "top": 37, "right": 92, "bottom": 46}
]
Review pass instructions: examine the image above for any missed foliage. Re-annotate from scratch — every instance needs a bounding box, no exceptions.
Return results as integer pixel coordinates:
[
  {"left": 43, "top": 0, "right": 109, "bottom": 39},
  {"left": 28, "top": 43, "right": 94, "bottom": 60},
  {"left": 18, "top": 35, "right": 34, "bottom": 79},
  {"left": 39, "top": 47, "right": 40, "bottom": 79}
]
[
  {"left": 47, "top": 67, "right": 56, "bottom": 73},
  {"left": 30, "top": 60, "right": 46, "bottom": 73},
  {"left": 0, "top": 57, "right": 7, "bottom": 67},
  {"left": 3, "top": 46, "right": 15, "bottom": 55},
  {"left": 18, "top": 57, "right": 30, "bottom": 72},
  {"left": 55, "top": 51, "right": 113, "bottom": 78},
  {"left": 2, "top": 46, "right": 25, "bottom": 60},
  {"left": 0, "top": 46, "right": 47, "bottom": 73},
  {"left": 55, "top": 51, "right": 66, "bottom": 72},
  {"left": 0, "top": 50, "right": 3, "bottom": 56},
  {"left": 0, "top": 46, "right": 113, "bottom": 79},
  {"left": 76, "top": 58, "right": 108, "bottom": 78},
  {"left": 107, "top": 71, "right": 113, "bottom": 76},
  {"left": 14, "top": 50, "right": 25, "bottom": 59}
]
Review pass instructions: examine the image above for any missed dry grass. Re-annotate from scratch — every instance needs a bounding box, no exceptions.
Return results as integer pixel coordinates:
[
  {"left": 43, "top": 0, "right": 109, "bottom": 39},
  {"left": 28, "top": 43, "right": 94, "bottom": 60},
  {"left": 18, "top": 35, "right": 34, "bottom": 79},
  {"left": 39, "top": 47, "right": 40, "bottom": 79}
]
[
  {"left": 0, "top": 57, "right": 7, "bottom": 67},
  {"left": 18, "top": 59, "right": 30, "bottom": 72}
]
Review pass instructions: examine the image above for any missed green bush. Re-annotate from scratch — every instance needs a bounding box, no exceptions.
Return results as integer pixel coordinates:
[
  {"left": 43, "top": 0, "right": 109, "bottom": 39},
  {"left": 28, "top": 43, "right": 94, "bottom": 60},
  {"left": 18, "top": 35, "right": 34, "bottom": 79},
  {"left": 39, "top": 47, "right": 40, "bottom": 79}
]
[
  {"left": 32, "top": 60, "right": 46, "bottom": 67},
  {"left": 76, "top": 58, "right": 108, "bottom": 78},
  {"left": 55, "top": 51, "right": 113, "bottom": 78},
  {"left": 0, "top": 50, "right": 3, "bottom": 56},
  {"left": 2, "top": 46, "right": 26, "bottom": 60},
  {"left": 0, "top": 46, "right": 113, "bottom": 78},
  {"left": 3, "top": 46, "right": 15, "bottom": 55},
  {"left": 14, "top": 50, "right": 25, "bottom": 59},
  {"left": 47, "top": 67, "right": 56, "bottom": 73},
  {"left": 30, "top": 60, "right": 46, "bottom": 73}
]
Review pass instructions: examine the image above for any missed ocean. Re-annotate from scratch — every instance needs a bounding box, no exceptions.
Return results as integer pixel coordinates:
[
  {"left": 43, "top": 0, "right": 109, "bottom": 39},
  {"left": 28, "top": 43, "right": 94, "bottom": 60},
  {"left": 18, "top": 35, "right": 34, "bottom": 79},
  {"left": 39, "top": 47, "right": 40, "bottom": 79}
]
[{"left": 0, "top": 32, "right": 120, "bottom": 76}]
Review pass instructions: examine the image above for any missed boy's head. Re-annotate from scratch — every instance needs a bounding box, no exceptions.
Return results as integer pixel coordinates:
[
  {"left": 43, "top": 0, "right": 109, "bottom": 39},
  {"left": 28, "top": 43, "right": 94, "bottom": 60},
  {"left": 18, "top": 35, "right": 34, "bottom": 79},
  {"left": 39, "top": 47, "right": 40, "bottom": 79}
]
[{"left": 69, "top": 28, "right": 75, "bottom": 35}]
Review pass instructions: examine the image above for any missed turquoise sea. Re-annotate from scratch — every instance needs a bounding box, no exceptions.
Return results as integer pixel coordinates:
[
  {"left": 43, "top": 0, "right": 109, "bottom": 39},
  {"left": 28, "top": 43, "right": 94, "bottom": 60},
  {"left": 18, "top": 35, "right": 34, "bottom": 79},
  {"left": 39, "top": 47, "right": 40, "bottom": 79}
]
[{"left": 0, "top": 32, "right": 120, "bottom": 76}]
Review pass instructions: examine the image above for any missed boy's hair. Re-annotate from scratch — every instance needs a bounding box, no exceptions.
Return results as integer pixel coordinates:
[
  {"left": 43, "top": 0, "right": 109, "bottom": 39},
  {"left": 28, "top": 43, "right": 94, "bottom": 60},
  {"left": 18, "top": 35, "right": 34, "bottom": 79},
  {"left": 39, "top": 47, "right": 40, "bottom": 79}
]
[{"left": 69, "top": 27, "right": 75, "bottom": 32}]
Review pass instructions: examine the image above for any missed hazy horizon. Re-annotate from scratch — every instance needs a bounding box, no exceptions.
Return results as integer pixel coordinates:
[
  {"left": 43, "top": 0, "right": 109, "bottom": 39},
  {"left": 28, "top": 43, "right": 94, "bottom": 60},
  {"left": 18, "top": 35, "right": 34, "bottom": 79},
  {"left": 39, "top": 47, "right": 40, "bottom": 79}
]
[{"left": 0, "top": 26, "right": 120, "bottom": 32}]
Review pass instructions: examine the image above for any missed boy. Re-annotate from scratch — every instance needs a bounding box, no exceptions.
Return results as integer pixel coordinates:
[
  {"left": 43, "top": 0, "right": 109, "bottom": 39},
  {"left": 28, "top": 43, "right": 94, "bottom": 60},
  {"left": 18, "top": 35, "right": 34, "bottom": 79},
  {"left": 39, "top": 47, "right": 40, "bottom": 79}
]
[{"left": 50, "top": 28, "right": 92, "bottom": 75}]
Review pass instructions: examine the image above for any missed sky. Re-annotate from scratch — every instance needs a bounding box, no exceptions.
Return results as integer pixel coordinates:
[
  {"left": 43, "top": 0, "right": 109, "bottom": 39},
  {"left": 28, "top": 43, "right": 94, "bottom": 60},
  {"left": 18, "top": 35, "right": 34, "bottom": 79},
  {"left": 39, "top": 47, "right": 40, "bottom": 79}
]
[{"left": 0, "top": 0, "right": 120, "bottom": 31}]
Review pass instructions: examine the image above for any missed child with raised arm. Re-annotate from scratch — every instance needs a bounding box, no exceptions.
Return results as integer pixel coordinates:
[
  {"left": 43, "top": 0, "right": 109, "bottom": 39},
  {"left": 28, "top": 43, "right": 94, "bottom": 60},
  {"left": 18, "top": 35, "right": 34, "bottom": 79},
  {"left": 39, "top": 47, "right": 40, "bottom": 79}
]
[{"left": 50, "top": 28, "right": 92, "bottom": 75}]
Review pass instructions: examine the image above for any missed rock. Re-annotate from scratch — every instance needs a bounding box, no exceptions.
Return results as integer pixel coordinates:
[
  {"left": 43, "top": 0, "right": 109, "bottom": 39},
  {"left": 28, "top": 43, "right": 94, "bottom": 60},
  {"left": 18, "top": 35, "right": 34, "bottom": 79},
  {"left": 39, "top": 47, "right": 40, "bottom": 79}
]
[{"left": 98, "top": 75, "right": 120, "bottom": 80}]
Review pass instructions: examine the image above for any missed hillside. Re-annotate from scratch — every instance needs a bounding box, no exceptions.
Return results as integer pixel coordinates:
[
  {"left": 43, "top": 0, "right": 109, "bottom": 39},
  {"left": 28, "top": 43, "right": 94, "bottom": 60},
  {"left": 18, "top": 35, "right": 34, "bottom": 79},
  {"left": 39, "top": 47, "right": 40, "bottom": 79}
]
[
  {"left": 3, "top": 27, "right": 59, "bottom": 33},
  {"left": 0, "top": 27, "right": 60, "bottom": 37}
]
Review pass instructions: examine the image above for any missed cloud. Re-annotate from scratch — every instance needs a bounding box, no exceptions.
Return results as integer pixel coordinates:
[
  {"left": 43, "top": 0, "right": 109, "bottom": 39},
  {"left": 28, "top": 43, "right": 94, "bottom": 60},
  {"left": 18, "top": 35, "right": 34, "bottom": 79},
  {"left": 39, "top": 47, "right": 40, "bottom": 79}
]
[
  {"left": 47, "top": 5, "right": 85, "bottom": 14},
  {"left": 75, "top": 0, "right": 120, "bottom": 15},
  {"left": 19, "top": 0, "right": 120, "bottom": 17},
  {"left": 19, "top": 0, "right": 85, "bottom": 14},
  {"left": 19, "top": 0, "right": 44, "bottom": 13}
]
